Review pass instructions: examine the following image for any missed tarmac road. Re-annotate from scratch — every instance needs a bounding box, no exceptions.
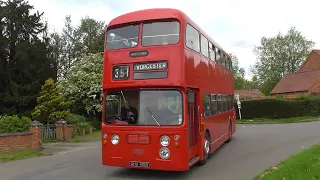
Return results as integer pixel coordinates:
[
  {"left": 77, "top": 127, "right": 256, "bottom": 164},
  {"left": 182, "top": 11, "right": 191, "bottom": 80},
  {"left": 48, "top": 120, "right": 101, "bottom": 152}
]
[{"left": 1, "top": 121, "right": 320, "bottom": 180}]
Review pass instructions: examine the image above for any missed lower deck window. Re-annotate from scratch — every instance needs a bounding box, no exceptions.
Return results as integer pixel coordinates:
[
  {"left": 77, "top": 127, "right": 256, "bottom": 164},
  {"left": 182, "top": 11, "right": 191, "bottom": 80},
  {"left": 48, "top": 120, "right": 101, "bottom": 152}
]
[
  {"left": 203, "top": 94, "right": 233, "bottom": 118},
  {"left": 105, "top": 90, "right": 183, "bottom": 126}
]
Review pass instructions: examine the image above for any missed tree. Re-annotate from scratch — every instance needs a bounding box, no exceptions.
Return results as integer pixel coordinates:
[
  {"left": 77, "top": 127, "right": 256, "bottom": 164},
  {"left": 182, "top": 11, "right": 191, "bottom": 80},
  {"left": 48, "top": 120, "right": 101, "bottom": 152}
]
[
  {"left": 230, "top": 53, "right": 247, "bottom": 90},
  {"left": 75, "top": 16, "right": 105, "bottom": 54},
  {"left": 0, "top": 0, "right": 56, "bottom": 116},
  {"left": 248, "top": 75, "right": 260, "bottom": 90},
  {"left": 56, "top": 15, "right": 106, "bottom": 81},
  {"left": 59, "top": 53, "right": 104, "bottom": 116},
  {"left": 230, "top": 53, "right": 260, "bottom": 90},
  {"left": 32, "top": 78, "right": 73, "bottom": 125},
  {"left": 48, "top": 31, "right": 63, "bottom": 82},
  {"left": 230, "top": 53, "right": 245, "bottom": 78},
  {"left": 251, "top": 27, "right": 315, "bottom": 95},
  {"left": 56, "top": 15, "right": 78, "bottom": 81}
]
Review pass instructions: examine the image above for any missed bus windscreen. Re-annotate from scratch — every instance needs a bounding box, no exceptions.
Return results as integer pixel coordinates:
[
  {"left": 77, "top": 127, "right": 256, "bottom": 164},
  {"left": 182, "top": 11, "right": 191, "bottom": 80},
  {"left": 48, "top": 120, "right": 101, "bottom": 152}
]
[{"left": 105, "top": 90, "right": 183, "bottom": 126}]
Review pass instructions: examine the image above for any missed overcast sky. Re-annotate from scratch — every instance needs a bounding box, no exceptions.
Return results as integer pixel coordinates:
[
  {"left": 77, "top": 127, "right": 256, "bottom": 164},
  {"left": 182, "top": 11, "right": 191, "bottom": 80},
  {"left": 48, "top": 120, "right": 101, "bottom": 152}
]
[{"left": 29, "top": 0, "right": 320, "bottom": 79}]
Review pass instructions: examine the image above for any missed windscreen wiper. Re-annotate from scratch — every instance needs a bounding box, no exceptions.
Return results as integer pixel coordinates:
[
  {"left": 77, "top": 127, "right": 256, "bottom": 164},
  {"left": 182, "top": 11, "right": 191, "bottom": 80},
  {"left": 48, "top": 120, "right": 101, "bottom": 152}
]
[{"left": 146, "top": 107, "right": 161, "bottom": 126}]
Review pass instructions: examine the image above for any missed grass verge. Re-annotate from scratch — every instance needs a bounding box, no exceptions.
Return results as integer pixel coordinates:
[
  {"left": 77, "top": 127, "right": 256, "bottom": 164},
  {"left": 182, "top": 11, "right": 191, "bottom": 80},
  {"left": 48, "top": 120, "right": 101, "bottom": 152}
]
[
  {"left": 70, "top": 130, "right": 101, "bottom": 143},
  {"left": 254, "top": 144, "right": 320, "bottom": 180},
  {"left": 237, "top": 116, "right": 320, "bottom": 124},
  {"left": 0, "top": 150, "right": 45, "bottom": 163}
]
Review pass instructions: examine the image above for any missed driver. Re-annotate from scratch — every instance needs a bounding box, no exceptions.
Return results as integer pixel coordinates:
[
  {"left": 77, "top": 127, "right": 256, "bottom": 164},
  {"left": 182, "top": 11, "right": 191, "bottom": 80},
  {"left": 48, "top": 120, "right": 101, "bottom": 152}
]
[
  {"left": 120, "top": 101, "right": 138, "bottom": 124},
  {"left": 157, "top": 101, "right": 176, "bottom": 124}
]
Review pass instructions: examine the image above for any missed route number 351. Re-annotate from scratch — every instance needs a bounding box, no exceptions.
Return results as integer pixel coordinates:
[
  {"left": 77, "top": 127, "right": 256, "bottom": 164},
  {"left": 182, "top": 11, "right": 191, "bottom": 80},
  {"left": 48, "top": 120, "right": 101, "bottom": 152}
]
[{"left": 113, "top": 65, "right": 129, "bottom": 80}]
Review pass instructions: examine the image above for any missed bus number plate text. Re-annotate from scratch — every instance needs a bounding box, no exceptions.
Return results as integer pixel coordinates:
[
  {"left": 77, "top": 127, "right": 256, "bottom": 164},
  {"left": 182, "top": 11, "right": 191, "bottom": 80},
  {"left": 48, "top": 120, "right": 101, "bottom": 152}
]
[{"left": 129, "top": 161, "right": 150, "bottom": 168}]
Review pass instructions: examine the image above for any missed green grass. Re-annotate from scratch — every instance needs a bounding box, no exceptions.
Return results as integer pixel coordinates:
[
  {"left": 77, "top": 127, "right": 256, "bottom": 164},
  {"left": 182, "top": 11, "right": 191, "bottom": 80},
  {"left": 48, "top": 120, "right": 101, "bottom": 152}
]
[
  {"left": 254, "top": 144, "right": 320, "bottom": 180},
  {"left": 0, "top": 150, "right": 45, "bottom": 163},
  {"left": 70, "top": 130, "right": 101, "bottom": 143},
  {"left": 237, "top": 116, "right": 320, "bottom": 124},
  {"left": 42, "top": 138, "right": 58, "bottom": 143}
]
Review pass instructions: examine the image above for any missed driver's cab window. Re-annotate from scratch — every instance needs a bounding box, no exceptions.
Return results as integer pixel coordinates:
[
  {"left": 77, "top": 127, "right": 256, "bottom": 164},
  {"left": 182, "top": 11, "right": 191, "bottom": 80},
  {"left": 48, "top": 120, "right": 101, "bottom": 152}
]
[
  {"left": 158, "top": 96, "right": 182, "bottom": 114},
  {"left": 105, "top": 91, "right": 139, "bottom": 122},
  {"left": 105, "top": 95, "right": 120, "bottom": 120},
  {"left": 105, "top": 90, "right": 183, "bottom": 126},
  {"left": 145, "top": 94, "right": 182, "bottom": 125}
]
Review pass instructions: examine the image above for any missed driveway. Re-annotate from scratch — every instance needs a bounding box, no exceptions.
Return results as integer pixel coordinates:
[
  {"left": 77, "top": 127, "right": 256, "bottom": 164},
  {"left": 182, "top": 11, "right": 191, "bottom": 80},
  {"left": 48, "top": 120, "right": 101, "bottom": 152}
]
[{"left": 1, "top": 121, "right": 320, "bottom": 180}]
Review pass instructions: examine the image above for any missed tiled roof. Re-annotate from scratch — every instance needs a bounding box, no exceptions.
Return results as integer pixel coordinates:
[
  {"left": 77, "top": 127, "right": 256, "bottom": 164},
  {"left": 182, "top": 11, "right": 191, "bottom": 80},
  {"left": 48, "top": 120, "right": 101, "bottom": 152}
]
[
  {"left": 271, "top": 69, "right": 320, "bottom": 94},
  {"left": 234, "top": 89, "right": 264, "bottom": 98},
  {"left": 299, "top": 49, "right": 320, "bottom": 72}
]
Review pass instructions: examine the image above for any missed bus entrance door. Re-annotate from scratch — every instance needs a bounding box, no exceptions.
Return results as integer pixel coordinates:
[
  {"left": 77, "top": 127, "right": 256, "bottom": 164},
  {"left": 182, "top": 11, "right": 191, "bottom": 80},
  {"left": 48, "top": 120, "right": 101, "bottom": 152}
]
[{"left": 187, "top": 89, "right": 199, "bottom": 164}]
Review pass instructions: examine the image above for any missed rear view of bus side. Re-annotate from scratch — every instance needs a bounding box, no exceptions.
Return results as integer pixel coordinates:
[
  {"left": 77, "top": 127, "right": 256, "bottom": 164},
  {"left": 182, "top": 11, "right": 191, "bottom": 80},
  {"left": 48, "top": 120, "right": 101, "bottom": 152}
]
[{"left": 101, "top": 8, "right": 236, "bottom": 172}]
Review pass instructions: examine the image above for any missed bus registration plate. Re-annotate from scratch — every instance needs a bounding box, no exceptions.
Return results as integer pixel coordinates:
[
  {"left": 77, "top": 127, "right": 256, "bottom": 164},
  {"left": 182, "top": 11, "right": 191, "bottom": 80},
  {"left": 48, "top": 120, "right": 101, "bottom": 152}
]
[{"left": 129, "top": 161, "right": 150, "bottom": 168}]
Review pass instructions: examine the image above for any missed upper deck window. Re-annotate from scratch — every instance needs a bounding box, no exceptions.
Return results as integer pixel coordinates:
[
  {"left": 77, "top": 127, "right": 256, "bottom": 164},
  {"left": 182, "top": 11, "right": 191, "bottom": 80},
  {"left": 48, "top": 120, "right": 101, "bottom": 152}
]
[
  {"left": 186, "top": 24, "right": 200, "bottom": 52},
  {"left": 209, "top": 42, "right": 216, "bottom": 61},
  {"left": 200, "top": 34, "right": 209, "bottom": 57},
  {"left": 106, "top": 24, "right": 139, "bottom": 50},
  {"left": 142, "top": 21, "right": 180, "bottom": 46}
]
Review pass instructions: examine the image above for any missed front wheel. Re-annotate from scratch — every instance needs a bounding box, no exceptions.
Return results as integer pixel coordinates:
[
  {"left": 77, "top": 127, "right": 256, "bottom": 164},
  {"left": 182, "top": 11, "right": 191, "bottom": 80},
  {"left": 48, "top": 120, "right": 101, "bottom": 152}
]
[{"left": 198, "top": 132, "right": 211, "bottom": 165}]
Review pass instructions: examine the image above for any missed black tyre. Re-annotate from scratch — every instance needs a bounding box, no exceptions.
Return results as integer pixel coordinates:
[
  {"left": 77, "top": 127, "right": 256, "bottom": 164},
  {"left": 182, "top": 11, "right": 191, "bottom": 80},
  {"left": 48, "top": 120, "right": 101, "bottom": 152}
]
[
  {"left": 198, "top": 131, "right": 211, "bottom": 165},
  {"left": 226, "top": 121, "right": 233, "bottom": 143}
]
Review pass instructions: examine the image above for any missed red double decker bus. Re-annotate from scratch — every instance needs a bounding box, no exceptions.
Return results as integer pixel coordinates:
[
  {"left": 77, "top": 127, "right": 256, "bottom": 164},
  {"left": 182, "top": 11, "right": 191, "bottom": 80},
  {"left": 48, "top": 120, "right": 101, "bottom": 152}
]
[{"left": 102, "top": 8, "right": 236, "bottom": 171}]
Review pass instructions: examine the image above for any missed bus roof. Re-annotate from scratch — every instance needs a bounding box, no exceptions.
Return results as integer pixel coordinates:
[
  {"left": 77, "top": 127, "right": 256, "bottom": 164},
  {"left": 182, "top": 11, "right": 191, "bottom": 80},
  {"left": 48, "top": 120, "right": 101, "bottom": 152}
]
[
  {"left": 108, "top": 8, "right": 184, "bottom": 27},
  {"left": 107, "top": 8, "right": 229, "bottom": 56}
]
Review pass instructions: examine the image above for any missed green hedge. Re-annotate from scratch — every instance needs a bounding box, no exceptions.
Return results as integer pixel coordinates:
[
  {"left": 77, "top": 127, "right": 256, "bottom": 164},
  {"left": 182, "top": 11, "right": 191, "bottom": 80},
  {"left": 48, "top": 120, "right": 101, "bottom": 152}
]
[
  {"left": 91, "top": 116, "right": 101, "bottom": 130},
  {"left": 0, "top": 115, "right": 32, "bottom": 133},
  {"left": 66, "top": 113, "right": 86, "bottom": 124},
  {"left": 76, "top": 122, "right": 92, "bottom": 135},
  {"left": 234, "top": 97, "right": 320, "bottom": 119}
]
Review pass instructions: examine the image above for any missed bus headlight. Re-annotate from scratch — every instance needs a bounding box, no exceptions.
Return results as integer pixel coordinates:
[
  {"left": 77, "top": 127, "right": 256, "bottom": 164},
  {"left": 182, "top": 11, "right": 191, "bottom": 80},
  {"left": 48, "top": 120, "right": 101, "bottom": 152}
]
[
  {"left": 160, "top": 135, "right": 170, "bottom": 146},
  {"left": 111, "top": 134, "right": 120, "bottom": 145},
  {"left": 159, "top": 147, "right": 170, "bottom": 160}
]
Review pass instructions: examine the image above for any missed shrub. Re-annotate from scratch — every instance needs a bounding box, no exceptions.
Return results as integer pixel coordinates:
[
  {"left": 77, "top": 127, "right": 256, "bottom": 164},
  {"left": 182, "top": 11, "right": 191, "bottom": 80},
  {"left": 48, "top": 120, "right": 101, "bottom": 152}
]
[
  {"left": 0, "top": 115, "right": 32, "bottom": 133},
  {"left": 32, "top": 78, "right": 73, "bottom": 125},
  {"left": 66, "top": 114, "right": 86, "bottom": 124},
  {"left": 92, "top": 116, "right": 101, "bottom": 130},
  {"left": 76, "top": 122, "right": 91, "bottom": 135},
  {"left": 235, "top": 97, "right": 320, "bottom": 119}
]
